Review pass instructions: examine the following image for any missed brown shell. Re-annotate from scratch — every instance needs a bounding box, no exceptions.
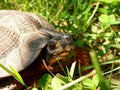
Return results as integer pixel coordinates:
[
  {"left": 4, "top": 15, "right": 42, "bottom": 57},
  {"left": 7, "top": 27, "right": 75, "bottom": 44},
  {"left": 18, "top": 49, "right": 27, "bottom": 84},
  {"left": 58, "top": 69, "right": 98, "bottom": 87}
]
[{"left": 0, "top": 10, "right": 62, "bottom": 78}]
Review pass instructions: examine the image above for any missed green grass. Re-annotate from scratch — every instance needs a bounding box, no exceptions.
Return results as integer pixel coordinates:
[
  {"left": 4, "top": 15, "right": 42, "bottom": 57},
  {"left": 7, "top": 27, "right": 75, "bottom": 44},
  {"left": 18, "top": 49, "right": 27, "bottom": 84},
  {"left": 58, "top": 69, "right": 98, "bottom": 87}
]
[{"left": 0, "top": 0, "right": 120, "bottom": 90}]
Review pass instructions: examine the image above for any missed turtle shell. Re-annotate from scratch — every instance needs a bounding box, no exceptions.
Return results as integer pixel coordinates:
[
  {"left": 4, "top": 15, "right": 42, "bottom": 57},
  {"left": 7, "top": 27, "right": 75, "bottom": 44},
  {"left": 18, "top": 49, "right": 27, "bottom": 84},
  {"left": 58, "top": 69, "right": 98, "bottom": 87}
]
[{"left": 0, "top": 10, "right": 63, "bottom": 78}]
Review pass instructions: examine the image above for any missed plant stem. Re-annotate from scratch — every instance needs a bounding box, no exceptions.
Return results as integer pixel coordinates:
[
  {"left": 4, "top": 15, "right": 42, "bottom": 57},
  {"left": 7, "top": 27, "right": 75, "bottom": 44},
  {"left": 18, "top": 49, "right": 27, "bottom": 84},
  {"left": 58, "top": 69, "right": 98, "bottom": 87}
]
[{"left": 89, "top": 49, "right": 109, "bottom": 90}]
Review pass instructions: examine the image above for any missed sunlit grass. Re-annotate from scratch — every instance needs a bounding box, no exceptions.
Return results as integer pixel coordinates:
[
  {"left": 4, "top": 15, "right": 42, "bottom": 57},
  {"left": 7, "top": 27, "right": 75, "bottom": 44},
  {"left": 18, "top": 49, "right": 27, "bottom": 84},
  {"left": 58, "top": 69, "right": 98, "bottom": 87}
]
[{"left": 0, "top": 0, "right": 120, "bottom": 89}]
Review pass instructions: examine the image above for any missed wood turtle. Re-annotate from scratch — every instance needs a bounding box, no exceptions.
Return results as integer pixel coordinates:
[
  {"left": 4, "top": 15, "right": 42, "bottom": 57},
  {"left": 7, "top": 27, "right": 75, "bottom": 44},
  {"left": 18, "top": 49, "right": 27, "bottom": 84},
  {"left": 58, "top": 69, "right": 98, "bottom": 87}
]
[{"left": 0, "top": 10, "right": 75, "bottom": 89}]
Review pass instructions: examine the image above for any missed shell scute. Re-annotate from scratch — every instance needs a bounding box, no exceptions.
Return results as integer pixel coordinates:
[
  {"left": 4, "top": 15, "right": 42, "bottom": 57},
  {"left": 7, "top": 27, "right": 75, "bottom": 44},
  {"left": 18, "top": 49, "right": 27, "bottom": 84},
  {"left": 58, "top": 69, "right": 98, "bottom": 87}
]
[
  {"left": 0, "top": 26, "right": 19, "bottom": 58},
  {"left": 14, "top": 14, "right": 39, "bottom": 33}
]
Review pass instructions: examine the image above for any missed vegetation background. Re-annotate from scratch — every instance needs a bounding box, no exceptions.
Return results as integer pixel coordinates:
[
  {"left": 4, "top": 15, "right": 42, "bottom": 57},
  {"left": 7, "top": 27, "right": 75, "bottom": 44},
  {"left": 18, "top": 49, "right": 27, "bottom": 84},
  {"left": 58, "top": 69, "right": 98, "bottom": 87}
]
[{"left": 0, "top": 0, "right": 120, "bottom": 90}]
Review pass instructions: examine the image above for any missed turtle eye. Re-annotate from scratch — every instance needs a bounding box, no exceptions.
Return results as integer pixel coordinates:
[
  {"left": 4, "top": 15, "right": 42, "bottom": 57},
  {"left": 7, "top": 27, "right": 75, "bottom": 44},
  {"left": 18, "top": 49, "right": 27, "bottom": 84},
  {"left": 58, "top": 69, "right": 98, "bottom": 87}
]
[
  {"left": 47, "top": 41, "right": 56, "bottom": 53},
  {"left": 49, "top": 43, "right": 56, "bottom": 51}
]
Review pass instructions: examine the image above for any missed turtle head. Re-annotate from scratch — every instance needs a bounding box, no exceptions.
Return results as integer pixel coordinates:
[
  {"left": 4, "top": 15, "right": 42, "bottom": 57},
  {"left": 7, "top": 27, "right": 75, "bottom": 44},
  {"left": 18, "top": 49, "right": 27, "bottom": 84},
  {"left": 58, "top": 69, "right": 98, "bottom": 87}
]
[{"left": 45, "top": 34, "right": 75, "bottom": 71}]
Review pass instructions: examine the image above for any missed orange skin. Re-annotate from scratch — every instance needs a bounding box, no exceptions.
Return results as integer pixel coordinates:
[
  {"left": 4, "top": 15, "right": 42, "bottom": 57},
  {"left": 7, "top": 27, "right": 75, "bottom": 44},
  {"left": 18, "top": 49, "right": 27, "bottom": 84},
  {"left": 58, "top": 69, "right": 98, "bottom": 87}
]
[{"left": 75, "top": 46, "right": 91, "bottom": 75}]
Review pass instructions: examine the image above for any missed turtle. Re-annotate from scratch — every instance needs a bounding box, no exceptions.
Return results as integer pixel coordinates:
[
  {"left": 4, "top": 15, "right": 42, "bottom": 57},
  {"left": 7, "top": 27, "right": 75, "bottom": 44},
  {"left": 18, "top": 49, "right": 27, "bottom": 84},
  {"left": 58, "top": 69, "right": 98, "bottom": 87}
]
[{"left": 0, "top": 10, "right": 75, "bottom": 89}]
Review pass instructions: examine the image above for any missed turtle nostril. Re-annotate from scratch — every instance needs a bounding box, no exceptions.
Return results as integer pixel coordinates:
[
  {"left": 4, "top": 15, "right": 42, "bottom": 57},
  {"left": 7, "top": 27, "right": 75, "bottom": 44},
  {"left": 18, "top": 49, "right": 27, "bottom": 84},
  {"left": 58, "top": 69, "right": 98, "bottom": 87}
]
[
  {"left": 65, "top": 36, "right": 69, "bottom": 40},
  {"left": 62, "top": 34, "right": 71, "bottom": 40}
]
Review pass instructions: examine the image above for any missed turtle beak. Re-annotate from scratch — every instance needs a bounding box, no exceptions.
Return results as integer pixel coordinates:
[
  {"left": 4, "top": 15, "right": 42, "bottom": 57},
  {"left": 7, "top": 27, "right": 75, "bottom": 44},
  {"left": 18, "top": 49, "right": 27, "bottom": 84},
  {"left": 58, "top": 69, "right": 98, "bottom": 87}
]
[{"left": 46, "top": 34, "right": 75, "bottom": 66}]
